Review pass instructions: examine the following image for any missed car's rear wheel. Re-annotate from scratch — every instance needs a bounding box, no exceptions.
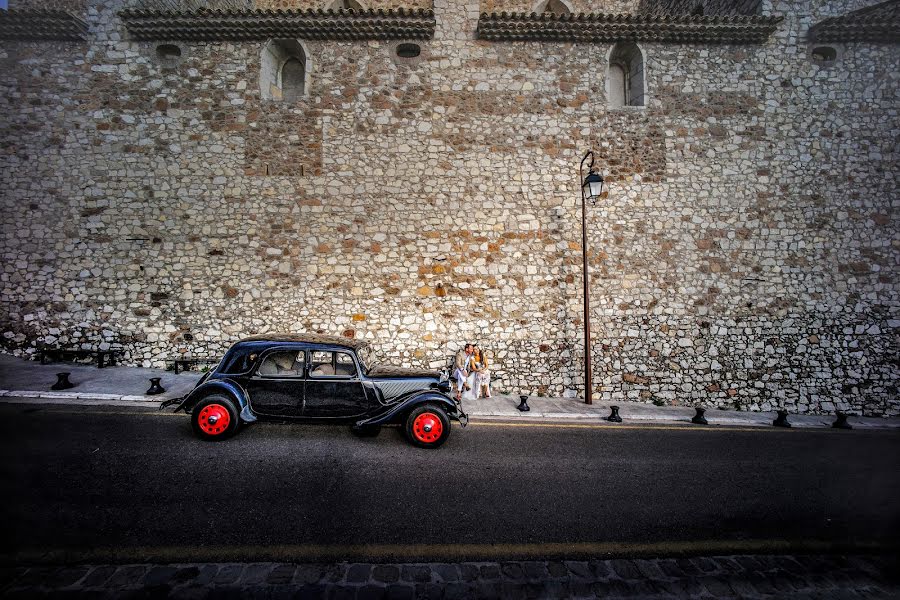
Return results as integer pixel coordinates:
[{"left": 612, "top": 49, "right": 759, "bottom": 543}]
[
  {"left": 405, "top": 404, "right": 450, "bottom": 448},
  {"left": 191, "top": 395, "right": 239, "bottom": 441}
]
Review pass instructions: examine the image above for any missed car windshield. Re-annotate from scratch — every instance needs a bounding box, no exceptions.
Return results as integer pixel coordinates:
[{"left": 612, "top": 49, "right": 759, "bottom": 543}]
[
  {"left": 356, "top": 345, "right": 377, "bottom": 373},
  {"left": 219, "top": 349, "right": 256, "bottom": 374}
]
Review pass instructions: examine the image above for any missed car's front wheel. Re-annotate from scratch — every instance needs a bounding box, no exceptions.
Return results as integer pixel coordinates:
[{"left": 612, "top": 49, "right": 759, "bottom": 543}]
[
  {"left": 191, "top": 395, "right": 239, "bottom": 441},
  {"left": 405, "top": 404, "right": 450, "bottom": 448}
]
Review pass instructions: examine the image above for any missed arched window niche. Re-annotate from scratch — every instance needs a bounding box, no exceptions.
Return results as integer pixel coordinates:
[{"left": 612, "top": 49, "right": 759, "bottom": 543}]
[
  {"left": 607, "top": 42, "right": 646, "bottom": 108},
  {"left": 260, "top": 39, "right": 311, "bottom": 102},
  {"left": 532, "top": 0, "right": 573, "bottom": 14}
]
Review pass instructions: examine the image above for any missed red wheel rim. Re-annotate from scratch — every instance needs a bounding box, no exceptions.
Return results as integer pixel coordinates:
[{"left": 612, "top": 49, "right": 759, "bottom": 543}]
[
  {"left": 198, "top": 403, "right": 231, "bottom": 435},
  {"left": 412, "top": 412, "right": 443, "bottom": 444}
]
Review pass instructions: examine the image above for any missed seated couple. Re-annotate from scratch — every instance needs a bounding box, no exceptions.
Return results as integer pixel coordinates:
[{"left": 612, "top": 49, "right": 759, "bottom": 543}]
[{"left": 452, "top": 343, "right": 492, "bottom": 401}]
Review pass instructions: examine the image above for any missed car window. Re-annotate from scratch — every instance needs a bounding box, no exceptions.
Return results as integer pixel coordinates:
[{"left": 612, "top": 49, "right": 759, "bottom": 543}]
[
  {"left": 310, "top": 350, "right": 357, "bottom": 378},
  {"left": 220, "top": 350, "right": 258, "bottom": 374},
  {"left": 256, "top": 351, "right": 304, "bottom": 377}
]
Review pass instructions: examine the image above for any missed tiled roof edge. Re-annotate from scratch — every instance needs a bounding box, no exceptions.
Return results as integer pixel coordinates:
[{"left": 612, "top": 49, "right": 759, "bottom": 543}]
[
  {"left": 119, "top": 7, "right": 436, "bottom": 41},
  {"left": 476, "top": 12, "right": 782, "bottom": 44},
  {"left": 0, "top": 9, "right": 89, "bottom": 41},
  {"left": 808, "top": 0, "right": 900, "bottom": 43}
]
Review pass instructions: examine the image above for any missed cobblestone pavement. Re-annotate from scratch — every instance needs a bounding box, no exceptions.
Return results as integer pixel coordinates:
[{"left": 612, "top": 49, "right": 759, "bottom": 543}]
[{"left": 1, "top": 554, "right": 896, "bottom": 599}]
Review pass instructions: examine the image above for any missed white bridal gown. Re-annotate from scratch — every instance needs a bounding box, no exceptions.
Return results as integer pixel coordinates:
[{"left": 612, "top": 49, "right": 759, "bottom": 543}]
[{"left": 462, "top": 373, "right": 478, "bottom": 401}]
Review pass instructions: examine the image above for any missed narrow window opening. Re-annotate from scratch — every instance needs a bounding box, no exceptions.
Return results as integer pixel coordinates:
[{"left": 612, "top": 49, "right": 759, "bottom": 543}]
[{"left": 281, "top": 58, "right": 305, "bottom": 101}]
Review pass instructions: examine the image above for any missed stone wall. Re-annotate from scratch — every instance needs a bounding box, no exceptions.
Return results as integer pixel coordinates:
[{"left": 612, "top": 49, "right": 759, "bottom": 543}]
[
  {"left": 1, "top": 0, "right": 897, "bottom": 415},
  {"left": 481, "top": 1, "right": 641, "bottom": 14},
  {"left": 8, "top": 0, "right": 87, "bottom": 10},
  {"left": 253, "top": 0, "right": 434, "bottom": 10},
  {"left": 7, "top": 0, "right": 434, "bottom": 10},
  {"left": 636, "top": 0, "right": 762, "bottom": 15}
]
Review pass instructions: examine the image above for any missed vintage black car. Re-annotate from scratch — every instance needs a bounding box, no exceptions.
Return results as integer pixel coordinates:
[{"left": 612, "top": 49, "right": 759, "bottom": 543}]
[{"left": 169, "top": 334, "right": 467, "bottom": 448}]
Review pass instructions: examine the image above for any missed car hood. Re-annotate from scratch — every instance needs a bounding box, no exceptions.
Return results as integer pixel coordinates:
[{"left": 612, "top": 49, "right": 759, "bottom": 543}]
[{"left": 367, "top": 365, "right": 439, "bottom": 380}]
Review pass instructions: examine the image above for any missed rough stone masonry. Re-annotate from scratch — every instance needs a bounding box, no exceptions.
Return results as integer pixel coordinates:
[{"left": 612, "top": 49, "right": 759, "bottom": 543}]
[{"left": 0, "top": 0, "right": 897, "bottom": 415}]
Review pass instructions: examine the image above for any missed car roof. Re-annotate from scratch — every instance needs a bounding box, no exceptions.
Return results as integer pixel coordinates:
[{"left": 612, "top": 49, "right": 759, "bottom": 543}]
[{"left": 235, "top": 333, "right": 369, "bottom": 350}]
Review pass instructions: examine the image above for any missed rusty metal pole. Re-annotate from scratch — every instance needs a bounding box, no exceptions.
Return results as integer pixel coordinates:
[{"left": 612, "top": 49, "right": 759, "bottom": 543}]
[{"left": 580, "top": 150, "right": 594, "bottom": 404}]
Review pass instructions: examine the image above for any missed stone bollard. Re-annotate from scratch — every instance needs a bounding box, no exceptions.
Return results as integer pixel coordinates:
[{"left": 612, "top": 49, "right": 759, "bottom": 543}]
[
  {"left": 146, "top": 377, "right": 166, "bottom": 396},
  {"left": 691, "top": 406, "right": 708, "bottom": 425},
  {"left": 606, "top": 405, "right": 622, "bottom": 423},
  {"left": 51, "top": 372, "right": 75, "bottom": 391},
  {"left": 516, "top": 395, "right": 530, "bottom": 412},
  {"left": 832, "top": 411, "right": 852, "bottom": 430},
  {"left": 773, "top": 409, "right": 791, "bottom": 428}
]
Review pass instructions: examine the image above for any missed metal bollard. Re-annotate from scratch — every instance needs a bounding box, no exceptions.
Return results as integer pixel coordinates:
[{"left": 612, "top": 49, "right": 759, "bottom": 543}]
[
  {"left": 773, "top": 409, "right": 791, "bottom": 428},
  {"left": 516, "top": 395, "right": 530, "bottom": 412},
  {"left": 51, "top": 372, "right": 75, "bottom": 391},
  {"left": 832, "top": 411, "right": 852, "bottom": 430},
  {"left": 691, "top": 406, "right": 708, "bottom": 425},
  {"left": 146, "top": 377, "right": 166, "bottom": 395},
  {"left": 606, "top": 405, "right": 622, "bottom": 423}
]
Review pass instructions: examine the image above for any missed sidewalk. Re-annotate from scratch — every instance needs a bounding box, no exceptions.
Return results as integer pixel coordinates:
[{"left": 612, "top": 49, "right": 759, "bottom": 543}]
[
  {"left": 464, "top": 395, "right": 900, "bottom": 429},
  {"left": 0, "top": 353, "right": 199, "bottom": 406},
  {"left": 1, "top": 353, "right": 898, "bottom": 429}
]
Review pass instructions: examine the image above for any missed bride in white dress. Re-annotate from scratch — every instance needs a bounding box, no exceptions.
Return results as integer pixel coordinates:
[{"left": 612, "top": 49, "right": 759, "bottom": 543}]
[{"left": 461, "top": 346, "right": 481, "bottom": 401}]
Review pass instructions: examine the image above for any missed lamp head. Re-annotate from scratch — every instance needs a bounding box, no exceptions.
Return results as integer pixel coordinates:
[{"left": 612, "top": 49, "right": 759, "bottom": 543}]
[{"left": 582, "top": 170, "right": 605, "bottom": 204}]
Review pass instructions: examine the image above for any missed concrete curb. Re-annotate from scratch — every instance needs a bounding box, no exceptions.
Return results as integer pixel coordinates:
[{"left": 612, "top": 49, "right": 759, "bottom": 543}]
[
  {"left": 469, "top": 412, "right": 883, "bottom": 429},
  {"left": 472, "top": 411, "right": 773, "bottom": 425},
  {"left": 0, "top": 389, "right": 166, "bottom": 404}
]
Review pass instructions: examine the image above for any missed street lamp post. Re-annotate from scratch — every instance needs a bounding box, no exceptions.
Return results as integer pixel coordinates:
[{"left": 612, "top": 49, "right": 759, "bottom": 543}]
[{"left": 579, "top": 150, "right": 605, "bottom": 404}]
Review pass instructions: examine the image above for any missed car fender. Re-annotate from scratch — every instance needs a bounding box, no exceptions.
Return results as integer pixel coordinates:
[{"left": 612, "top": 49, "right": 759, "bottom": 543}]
[
  {"left": 356, "top": 391, "right": 463, "bottom": 427},
  {"left": 176, "top": 379, "right": 257, "bottom": 423}
]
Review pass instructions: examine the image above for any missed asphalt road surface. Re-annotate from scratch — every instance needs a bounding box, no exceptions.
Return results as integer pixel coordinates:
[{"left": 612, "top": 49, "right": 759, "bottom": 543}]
[{"left": 1, "top": 403, "right": 898, "bottom": 564}]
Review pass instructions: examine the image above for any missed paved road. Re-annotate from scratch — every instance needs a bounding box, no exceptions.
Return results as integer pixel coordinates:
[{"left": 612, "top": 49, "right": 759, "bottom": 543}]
[{"left": 0, "top": 403, "right": 898, "bottom": 564}]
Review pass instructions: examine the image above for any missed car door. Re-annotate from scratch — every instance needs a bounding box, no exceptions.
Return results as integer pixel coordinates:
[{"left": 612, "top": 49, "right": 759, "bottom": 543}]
[
  {"left": 302, "top": 348, "right": 370, "bottom": 419},
  {"left": 245, "top": 347, "right": 306, "bottom": 417}
]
